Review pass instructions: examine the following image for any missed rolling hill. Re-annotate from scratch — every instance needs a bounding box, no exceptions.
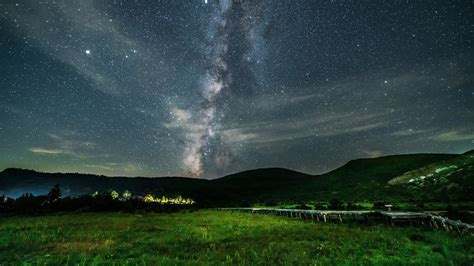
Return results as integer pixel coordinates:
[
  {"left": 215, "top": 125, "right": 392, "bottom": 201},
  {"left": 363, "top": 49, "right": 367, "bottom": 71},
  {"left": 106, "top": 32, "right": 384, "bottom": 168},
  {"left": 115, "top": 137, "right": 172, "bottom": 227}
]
[{"left": 1, "top": 151, "right": 472, "bottom": 205}]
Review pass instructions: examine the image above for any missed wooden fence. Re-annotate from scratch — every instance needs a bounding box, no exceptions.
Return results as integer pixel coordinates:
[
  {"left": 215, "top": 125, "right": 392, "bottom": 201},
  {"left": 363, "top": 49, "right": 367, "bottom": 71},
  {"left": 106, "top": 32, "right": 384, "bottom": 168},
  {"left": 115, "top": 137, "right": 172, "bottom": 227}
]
[{"left": 216, "top": 208, "right": 474, "bottom": 235}]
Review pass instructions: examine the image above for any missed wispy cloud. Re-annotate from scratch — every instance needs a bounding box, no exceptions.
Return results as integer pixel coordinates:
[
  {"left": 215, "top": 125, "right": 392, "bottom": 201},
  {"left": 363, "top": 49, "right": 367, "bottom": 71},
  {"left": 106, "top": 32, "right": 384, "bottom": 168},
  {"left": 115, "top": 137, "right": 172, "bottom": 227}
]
[
  {"left": 83, "top": 164, "right": 114, "bottom": 171},
  {"left": 47, "top": 132, "right": 96, "bottom": 151},
  {"left": 28, "top": 147, "right": 86, "bottom": 159},
  {"left": 28, "top": 130, "right": 97, "bottom": 159},
  {"left": 391, "top": 129, "right": 429, "bottom": 136},
  {"left": 3, "top": 1, "right": 146, "bottom": 96},
  {"left": 220, "top": 111, "right": 389, "bottom": 145},
  {"left": 249, "top": 91, "right": 323, "bottom": 111},
  {"left": 360, "top": 149, "right": 384, "bottom": 158},
  {"left": 29, "top": 147, "right": 65, "bottom": 155},
  {"left": 83, "top": 162, "right": 145, "bottom": 176},
  {"left": 434, "top": 131, "right": 474, "bottom": 142}
]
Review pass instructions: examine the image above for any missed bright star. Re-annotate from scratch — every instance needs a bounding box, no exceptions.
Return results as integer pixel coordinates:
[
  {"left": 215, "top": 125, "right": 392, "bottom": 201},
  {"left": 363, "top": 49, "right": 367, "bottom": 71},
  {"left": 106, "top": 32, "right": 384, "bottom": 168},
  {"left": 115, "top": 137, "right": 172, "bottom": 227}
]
[{"left": 85, "top": 49, "right": 91, "bottom": 55}]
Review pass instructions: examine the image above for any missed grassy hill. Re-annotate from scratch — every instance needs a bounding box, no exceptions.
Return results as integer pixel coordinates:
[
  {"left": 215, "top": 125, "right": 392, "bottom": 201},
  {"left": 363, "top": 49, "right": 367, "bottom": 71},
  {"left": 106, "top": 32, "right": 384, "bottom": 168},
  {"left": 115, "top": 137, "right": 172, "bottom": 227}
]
[
  {"left": 1, "top": 151, "right": 473, "bottom": 205},
  {"left": 387, "top": 151, "right": 474, "bottom": 202},
  {"left": 305, "top": 153, "right": 461, "bottom": 202}
]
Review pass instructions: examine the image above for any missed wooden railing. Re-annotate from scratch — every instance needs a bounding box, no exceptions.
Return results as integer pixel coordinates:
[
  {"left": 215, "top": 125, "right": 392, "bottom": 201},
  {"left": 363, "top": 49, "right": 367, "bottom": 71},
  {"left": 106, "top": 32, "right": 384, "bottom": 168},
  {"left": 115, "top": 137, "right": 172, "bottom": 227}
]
[{"left": 216, "top": 208, "right": 474, "bottom": 235}]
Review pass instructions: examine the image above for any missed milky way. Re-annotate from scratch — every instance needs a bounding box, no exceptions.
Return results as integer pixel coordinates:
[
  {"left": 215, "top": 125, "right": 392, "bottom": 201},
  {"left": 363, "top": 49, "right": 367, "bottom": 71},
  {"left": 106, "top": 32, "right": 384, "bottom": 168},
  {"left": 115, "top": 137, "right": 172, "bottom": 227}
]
[
  {"left": 179, "top": 0, "right": 266, "bottom": 176},
  {"left": 181, "top": 0, "right": 232, "bottom": 176},
  {"left": 0, "top": 0, "right": 472, "bottom": 178}
]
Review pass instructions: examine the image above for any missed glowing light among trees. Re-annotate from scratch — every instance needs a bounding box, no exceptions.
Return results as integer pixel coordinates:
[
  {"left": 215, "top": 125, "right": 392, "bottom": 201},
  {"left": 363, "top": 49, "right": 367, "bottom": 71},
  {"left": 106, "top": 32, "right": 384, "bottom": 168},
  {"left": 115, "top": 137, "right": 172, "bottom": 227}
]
[
  {"left": 110, "top": 190, "right": 119, "bottom": 200},
  {"left": 142, "top": 194, "right": 195, "bottom": 205},
  {"left": 122, "top": 190, "right": 132, "bottom": 200}
]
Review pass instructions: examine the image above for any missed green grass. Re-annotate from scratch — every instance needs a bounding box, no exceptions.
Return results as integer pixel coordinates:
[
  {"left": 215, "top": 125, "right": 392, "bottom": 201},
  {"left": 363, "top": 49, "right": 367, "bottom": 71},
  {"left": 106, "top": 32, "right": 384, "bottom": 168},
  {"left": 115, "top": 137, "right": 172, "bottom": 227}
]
[{"left": 0, "top": 211, "right": 473, "bottom": 265}]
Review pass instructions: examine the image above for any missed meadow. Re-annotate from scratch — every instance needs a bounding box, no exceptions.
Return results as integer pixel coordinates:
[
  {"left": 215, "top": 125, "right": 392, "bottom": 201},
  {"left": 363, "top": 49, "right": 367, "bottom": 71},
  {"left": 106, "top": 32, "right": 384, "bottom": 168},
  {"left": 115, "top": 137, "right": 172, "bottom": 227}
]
[{"left": 0, "top": 210, "right": 473, "bottom": 265}]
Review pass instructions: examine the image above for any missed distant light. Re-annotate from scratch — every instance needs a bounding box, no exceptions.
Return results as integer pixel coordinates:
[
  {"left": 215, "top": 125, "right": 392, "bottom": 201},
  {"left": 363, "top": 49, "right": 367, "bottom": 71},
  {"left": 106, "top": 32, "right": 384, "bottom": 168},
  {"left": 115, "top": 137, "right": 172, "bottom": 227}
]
[
  {"left": 204, "top": 0, "right": 208, "bottom": 3},
  {"left": 384, "top": 80, "right": 388, "bottom": 84},
  {"left": 85, "top": 49, "right": 91, "bottom": 55}
]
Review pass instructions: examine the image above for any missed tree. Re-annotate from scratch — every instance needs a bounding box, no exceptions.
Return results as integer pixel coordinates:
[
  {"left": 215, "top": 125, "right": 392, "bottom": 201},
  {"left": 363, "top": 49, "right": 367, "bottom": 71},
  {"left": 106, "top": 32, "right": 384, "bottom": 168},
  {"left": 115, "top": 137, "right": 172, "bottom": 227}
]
[
  {"left": 122, "top": 190, "right": 132, "bottom": 200},
  {"left": 143, "top": 194, "right": 155, "bottom": 202},
  {"left": 110, "top": 190, "right": 119, "bottom": 200},
  {"left": 47, "top": 184, "right": 61, "bottom": 202}
]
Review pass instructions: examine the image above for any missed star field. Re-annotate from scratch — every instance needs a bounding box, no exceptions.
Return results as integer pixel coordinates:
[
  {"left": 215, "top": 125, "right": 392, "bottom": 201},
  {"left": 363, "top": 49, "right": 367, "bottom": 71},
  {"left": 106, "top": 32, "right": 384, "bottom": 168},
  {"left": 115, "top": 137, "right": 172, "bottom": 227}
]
[{"left": 0, "top": 0, "right": 473, "bottom": 178}]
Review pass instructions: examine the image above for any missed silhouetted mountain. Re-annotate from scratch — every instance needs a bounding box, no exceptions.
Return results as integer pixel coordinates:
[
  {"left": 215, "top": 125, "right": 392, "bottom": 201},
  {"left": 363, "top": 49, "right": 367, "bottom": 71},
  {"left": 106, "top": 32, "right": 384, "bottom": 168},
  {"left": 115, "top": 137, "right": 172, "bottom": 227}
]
[
  {"left": 1, "top": 151, "right": 472, "bottom": 205},
  {"left": 0, "top": 168, "right": 209, "bottom": 199}
]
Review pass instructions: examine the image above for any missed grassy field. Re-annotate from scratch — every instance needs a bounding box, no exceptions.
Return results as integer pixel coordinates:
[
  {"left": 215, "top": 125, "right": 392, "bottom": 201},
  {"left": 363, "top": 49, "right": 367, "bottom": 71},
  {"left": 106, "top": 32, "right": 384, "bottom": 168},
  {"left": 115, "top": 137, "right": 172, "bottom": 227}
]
[{"left": 0, "top": 211, "right": 473, "bottom": 265}]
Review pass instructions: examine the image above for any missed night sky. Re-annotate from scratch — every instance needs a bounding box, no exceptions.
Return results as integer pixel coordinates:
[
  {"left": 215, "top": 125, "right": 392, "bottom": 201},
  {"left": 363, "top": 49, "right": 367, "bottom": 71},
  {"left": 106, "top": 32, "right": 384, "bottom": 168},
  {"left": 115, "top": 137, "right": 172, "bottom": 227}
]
[{"left": 1, "top": 0, "right": 473, "bottom": 178}]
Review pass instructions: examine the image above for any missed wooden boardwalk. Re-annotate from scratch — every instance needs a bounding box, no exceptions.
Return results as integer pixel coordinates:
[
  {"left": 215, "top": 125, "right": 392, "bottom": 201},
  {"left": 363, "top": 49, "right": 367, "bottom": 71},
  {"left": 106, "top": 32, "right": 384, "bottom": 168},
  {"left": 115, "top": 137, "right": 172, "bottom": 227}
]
[{"left": 216, "top": 208, "right": 474, "bottom": 235}]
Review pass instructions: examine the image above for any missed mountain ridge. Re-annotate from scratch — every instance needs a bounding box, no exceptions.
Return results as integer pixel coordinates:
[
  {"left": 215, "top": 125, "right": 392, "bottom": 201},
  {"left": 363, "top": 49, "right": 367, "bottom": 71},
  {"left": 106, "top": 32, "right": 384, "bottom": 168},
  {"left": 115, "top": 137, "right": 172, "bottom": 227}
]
[
  {"left": 1, "top": 150, "right": 472, "bottom": 204},
  {"left": 2, "top": 151, "right": 466, "bottom": 179}
]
